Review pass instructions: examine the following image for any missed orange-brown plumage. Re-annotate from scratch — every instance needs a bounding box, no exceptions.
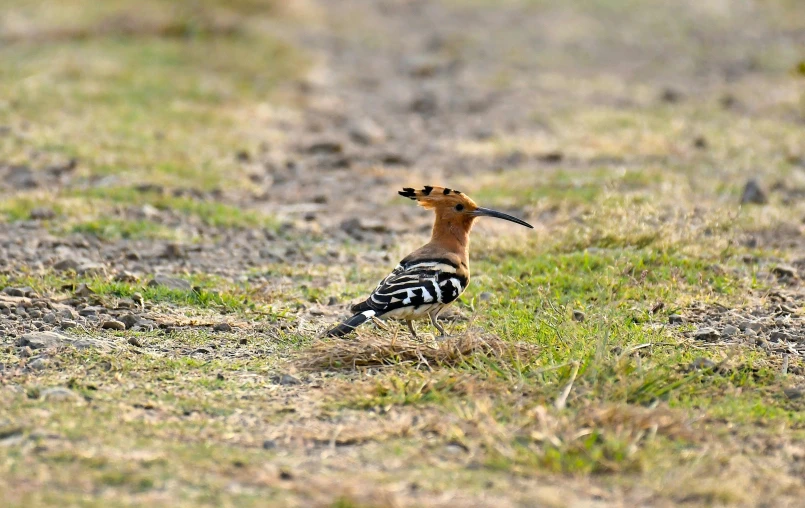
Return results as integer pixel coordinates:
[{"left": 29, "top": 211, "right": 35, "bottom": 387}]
[{"left": 326, "top": 186, "right": 533, "bottom": 338}]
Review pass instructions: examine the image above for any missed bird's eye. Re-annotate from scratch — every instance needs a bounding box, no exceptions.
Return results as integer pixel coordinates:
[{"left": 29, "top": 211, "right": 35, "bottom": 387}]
[{"left": 455, "top": 204, "right": 464, "bottom": 211}]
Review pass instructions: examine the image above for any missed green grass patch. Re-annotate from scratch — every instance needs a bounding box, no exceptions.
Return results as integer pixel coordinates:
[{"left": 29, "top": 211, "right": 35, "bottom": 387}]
[{"left": 0, "top": 271, "right": 257, "bottom": 313}]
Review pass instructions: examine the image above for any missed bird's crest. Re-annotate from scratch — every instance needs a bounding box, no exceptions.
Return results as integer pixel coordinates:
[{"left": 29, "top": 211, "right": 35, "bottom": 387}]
[{"left": 398, "top": 186, "right": 478, "bottom": 210}]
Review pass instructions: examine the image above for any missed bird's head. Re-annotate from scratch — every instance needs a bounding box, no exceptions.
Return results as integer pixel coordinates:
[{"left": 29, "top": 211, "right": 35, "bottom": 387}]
[{"left": 398, "top": 186, "right": 533, "bottom": 229}]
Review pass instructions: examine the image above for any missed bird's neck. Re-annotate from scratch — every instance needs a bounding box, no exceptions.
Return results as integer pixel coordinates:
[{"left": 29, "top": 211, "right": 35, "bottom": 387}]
[{"left": 429, "top": 213, "right": 474, "bottom": 266}]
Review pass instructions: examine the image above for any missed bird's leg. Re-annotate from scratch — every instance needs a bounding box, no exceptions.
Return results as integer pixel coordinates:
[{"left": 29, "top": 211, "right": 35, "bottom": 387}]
[
  {"left": 406, "top": 320, "right": 418, "bottom": 339},
  {"left": 429, "top": 311, "right": 446, "bottom": 337}
]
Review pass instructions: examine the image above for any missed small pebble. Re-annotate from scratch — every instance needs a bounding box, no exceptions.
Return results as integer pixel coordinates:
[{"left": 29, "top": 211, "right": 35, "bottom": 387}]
[
  {"left": 101, "top": 320, "right": 125, "bottom": 331},
  {"left": 572, "top": 310, "right": 585, "bottom": 322},
  {"left": 769, "top": 331, "right": 790, "bottom": 343},
  {"left": 28, "top": 358, "right": 49, "bottom": 370},
  {"left": 213, "top": 323, "right": 232, "bottom": 333},
  {"left": 739, "top": 321, "right": 764, "bottom": 333},
  {"left": 41, "top": 387, "right": 78, "bottom": 402},
  {"left": 740, "top": 178, "right": 767, "bottom": 205},
  {"left": 60, "top": 320, "right": 77, "bottom": 330},
  {"left": 772, "top": 265, "right": 797, "bottom": 279},
  {"left": 669, "top": 314, "right": 684, "bottom": 325},
  {"left": 275, "top": 374, "right": 301, "bottom": 386},
  {"left": 127, "top": 337, "right": 142, "bottom": 347},
  {"left": 722, "top": 325, "right": 739, "bottom": 337},
  {"left": 694, "top": 327, "right": 720, "bottom": 341},
  {"left": 57, "top": 309, "right": 75, "bottom": 320},
  {"left": 690, "top": 357, "right": 716, "bottom": 370}
]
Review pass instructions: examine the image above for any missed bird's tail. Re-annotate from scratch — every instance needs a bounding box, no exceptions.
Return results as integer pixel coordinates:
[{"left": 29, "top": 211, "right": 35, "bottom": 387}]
[{"left": 325, "top": 310, "right": 376, "bottom": 337}]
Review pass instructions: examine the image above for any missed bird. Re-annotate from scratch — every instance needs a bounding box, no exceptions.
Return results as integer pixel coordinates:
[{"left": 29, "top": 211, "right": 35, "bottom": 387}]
[{"left": 326, "top": 186, "right": 533, "bottom": 338}]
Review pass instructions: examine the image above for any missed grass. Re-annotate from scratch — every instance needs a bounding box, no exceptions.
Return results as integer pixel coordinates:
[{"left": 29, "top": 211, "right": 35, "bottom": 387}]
[
  {"left": 0, "top": 271, "right": 260, "bottom": 314},
  {"left": 0, "top": 0, "right": 303, "bottom": 237}
]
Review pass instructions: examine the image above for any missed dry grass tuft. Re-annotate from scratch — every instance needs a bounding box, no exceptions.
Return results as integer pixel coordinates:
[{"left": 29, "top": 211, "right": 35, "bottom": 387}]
[
  {"left": 294, "top": 331, "right": 540, "bottom": 371},
  {"left": 580, "top": 403, "right": 696, "bottom": 442}
]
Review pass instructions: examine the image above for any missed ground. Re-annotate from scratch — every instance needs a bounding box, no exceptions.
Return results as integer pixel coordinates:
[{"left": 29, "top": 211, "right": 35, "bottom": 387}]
[{"left": 1, "top": 0, "right": 805, "bottom": 506}]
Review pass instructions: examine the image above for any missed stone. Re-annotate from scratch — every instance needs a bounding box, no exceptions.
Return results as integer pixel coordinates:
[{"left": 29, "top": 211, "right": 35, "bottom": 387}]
[
  {"left": 16, "top": 331, "right": 70, "bottom": 350},
  {"left": 411, "top": 92, "right": 437, "bottom": 115},
  {"left": 134, "top": 318, "right": 156, "bottom": 330},
  {"left": 669, "top": 314, "right": 684, "bottom": 325},
  {"left": 147, "top": 275, "right": 192, "bottom": 291},
  {"left": 740, "top": 178, "right": 767, "bottom": 205},
  {"left": 76, "top": 263, "right": 105, "bottom": 276},
  {"left": 274, "top": 374, "right": 301, "bottom": 386},
  {"left": 28, "top": 358, "right": 49, "bottom": 370},
  {"left": 660, "top": 88, "right": 683, "bottom": 103},
  {"left": 114, "top": 271, "right": 139, "bottom": 283},
  {"left": 101, "top": 320, "right": 126, "bottom": 331},
  {"left": 72, "top": 338, "right": 105, "bottom": 350},
  {"left": 572, "top": 310, "right": 585, "bottom": 322},
  {"left": 771, "top": 265, "right": 797, "bottom": 279},
  {"left": 722, "top": 325, "right": 739, "bottom": 337},
  {"left": 53, "top": 258, "right": 80, "bottom": 272},
  {"left": 78, "top": 307, "right": 99, "bottom": 317},
  {"left": 348, "top": 118, "right": 386, "bottom": 145},
  {"left": 690, "top": 358, "right": 716, "bottom": 370},
  {"left": 127, "top": 337, "right": 143, "bottom": 347},
  {"left": 213, "top": 323, "right": 232, "bottom": 332},
  {"left": 694, "top": 327, "right": 720, "bottom": 341},
  {"left": 739, "top": 321, "right": 764, "bottom": 333},
  {"left": 769, "top": 331, "right": 790, "bottom": 343},
  {"left": 29, "top": 207, "right": 56, "bottom": 220},
  {"left": 305, "top": 141, "right": 343, "bottom": 154},
  {"left": 120, "top": 314, "right": 139, "bottom": 329},
  {"left": 1, "top": 287, "right": 26, "bottom": 297},
  {"left": 159, "top": 243, "right": 185, "bottom": 259},
  {"left": 7, "top": 165, "right": 37, "bottom": 188},
  {"left": 57, "top": 309, "right": 76, "bottom": 320},
  {"left": 42, "top": 313, "right": 57, "bottom": 324},
  {"left": 479, "top": 292, "right": 493, "bottom": 302},
  {"left": 41, "top": 387, "right": 78, "bottom": 402}
]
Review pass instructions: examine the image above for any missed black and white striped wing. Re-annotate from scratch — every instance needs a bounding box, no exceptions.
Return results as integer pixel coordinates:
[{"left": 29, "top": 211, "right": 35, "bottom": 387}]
[{"left": 357, "top": 260, "right": 468, "bottom": 317}]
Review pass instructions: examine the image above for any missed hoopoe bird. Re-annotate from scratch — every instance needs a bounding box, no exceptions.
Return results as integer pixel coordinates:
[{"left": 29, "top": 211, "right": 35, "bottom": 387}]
[{"left": 326, "top": 186, "right": 533, "bottom": 338}]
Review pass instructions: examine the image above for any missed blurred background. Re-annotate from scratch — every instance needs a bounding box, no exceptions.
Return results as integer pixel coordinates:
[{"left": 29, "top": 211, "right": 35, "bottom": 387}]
[{"left": 1, "top": 0, "right": 803, "bottom": 245}]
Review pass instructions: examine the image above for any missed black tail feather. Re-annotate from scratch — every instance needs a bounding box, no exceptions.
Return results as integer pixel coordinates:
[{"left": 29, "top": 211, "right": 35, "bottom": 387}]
[{"left": 325, "top": 310, "right": 374, "bottom": 337}]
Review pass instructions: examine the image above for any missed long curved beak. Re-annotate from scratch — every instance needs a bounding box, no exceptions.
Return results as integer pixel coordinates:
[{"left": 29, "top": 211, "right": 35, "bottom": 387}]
[{"left": 471, "top": 207, "right": 534, "bottom": 228}]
